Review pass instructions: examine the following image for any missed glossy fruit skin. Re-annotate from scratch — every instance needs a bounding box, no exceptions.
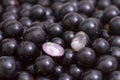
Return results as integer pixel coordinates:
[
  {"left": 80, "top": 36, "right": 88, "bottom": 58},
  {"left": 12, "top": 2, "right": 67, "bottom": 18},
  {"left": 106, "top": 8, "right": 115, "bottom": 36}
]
[
  {"left": 44, "top": 8, "right": 53, "bottom": 18},
  {"left": 102, "top": 6, "right": 120, "bottom": 23},
  {"left": 75, "top": 47, "right": 96, "bottom": 66},
  {"left": 56, "top": 2, "right": 77, "bottom": 19},
  {"left": 42, "top": 21, "right": 52, "bottom": 30},
  {"left": 1, "top": 38, "right": 17, "bottom": 56},
  {"left": 2, "top": 11, "right": 18, "bottom": 20},
  {"left": 15, "top": 71, "right": 34, "bottom": 80},
  {"left": 77, "top": 1, "right": 94, "bottom": 16},
  {"left": 67, "top": 0, "right": 78, "bottom": 7},
  {"left": 92, "top": 10, "right": 104, "bottom": 20},
  {"left": 2, "top": 0, "right": 18, "bottom": 7},
  {"left": 30, "top": 5, "right": 45, "bottom": 20},
  {"left": 81, "top": 0, "right": 96, "bottom": 5},
  {"left": 109, "top": 47, "right": 120, "bottom": 60},
  {"left": 97, "top": 0, "right": 111, "bottom": 10},
  {"left": 3, "top": 21, "right": 24, "bottom": 38},
  {"left": 61, "top": 49, "right": 74, "bottom": 66},
  {"left": 96, "top": 55, "right": 118, "bottom": 73},
  {"left": 20, "top": 8, "right": 30, "bottom": 17},
  {"left": 54, "top": 65, "right": 64, "bottom": 76},
  {"left": 19, "top": 17, "right": 32, "bottom": 27},
  {"left": 36, "top": 76, "right": 50, "bottom": 80},
  {"left": 52, "top": 2, "right": 62, "bottom": 12},
  {"left": 109, "top": 36, "right": 120, "bottom": 47},
  {"left": 109, "top": 16, "right": 120, "bottom": 35},
  {"left": 53, "top": 0, "right": 67, "bottom": 3},
  {"left": 0, "top": 56, "right": 16, "bottom": 79},
  {"left": 38, "top": 0, "right": 51, "bottom": 7},
  {"left": 58, "top": 73, "right": 73, "bottom": 80},
  {"left": 6, "top": 6, "right": 18, "bottom": 13},
  {"left": 0, "top": 20, "right": 12, "bottom": 31},
  {"left": 81, "top": 70, "right": 103, "bottom": 80},
  {"left": 46, "top": 16, "right": 56, "bottom": 23},
  {"left": 19, "top": 0, "right": 36, "bottom": 4},
  {"left": 92, "top": 38, "right": 109, "bottom": 54},
  {"left": 69, "top": 64, "right": 82, "bottom": 79},
  {"left": 17, "top": 41, "right": 38, "bottom": 62},
  {"left": 31, "top": 21, "right": 45, "bottom": 30},
  {"left": 52, "top": 37, "right": 65, "bottom": 47},
  {"left": 79, "top": 18, "right": 100, "bottom": 39},
  {"left": 1, "top": 19, "right": 17, "bottom": 31},
  {"left": 0, "top": 31, "right": 4, "bottom": 42},
  {"left": 47, "top": 23, "right": 63, "bottom": 37},
  {"left": 2, "top": 0, "right": 120, "bottom": 80},
  {"left": 109, "top": 71, "right": 120, "bottom": 80},
  {"left": 24, "top": 27, "right": 46, "bottom": 44},
  {"left": 21, "top": 3, "right": 32, "bottom": 10},
  {"left": 34, "top": 55, "right": 55, "bottom": 75},
  {"left": 112, "top": 0, "right": 120, "bottom": 8},
  {"left": 63, "top": 31, "right": 75, "bottom": 45},
  {"left": 62, "top": 12, "right": 87, "bottom": 30}
]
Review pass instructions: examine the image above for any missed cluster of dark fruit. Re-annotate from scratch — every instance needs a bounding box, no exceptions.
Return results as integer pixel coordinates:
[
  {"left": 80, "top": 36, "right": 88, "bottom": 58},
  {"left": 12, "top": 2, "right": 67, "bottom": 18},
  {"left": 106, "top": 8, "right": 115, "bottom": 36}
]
[{"left": 1, "top": 0, "right": 120, "bottom": 80}]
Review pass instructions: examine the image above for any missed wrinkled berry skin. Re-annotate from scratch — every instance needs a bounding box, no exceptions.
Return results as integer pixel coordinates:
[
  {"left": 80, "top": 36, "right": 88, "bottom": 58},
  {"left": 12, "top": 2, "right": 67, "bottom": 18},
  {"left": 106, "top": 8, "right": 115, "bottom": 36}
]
[
  {"left": 62, "top": 12, "right": 87, "bottom": 30},
  {"left": 24, "top": 27, "right": 46, "bottom": 44},
  {"left": 57, "top": 2, "right": 77, "bottom": 19},
  {"left": 3, "top": 21, "right": 24, "bottom": 38}
]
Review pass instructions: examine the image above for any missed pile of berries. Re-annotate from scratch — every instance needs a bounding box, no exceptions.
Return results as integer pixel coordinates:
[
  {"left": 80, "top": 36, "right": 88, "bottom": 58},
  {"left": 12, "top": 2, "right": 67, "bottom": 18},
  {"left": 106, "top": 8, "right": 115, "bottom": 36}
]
[{"left": 0, "top": 0, "right": 120, "bottom": 80}]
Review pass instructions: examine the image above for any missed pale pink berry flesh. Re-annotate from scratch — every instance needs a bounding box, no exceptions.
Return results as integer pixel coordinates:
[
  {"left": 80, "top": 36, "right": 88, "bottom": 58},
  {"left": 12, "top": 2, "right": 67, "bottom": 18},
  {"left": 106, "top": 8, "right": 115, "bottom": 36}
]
[
  {"left": 42, "top": 42, "right": 64, "bottom": 57},
  {"left": 71, "top": 31, "right": 89, "bottom": 52}
]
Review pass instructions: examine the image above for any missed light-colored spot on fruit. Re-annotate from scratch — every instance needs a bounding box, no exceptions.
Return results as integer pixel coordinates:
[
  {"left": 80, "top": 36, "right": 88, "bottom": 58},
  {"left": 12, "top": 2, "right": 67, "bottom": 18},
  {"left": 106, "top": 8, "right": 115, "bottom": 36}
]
[
  {"left": 71, "top": 31, "right": 89, "bottom": 52},
  {"left": 42, "top": 42, "right": 64, "bottom": 57}
]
